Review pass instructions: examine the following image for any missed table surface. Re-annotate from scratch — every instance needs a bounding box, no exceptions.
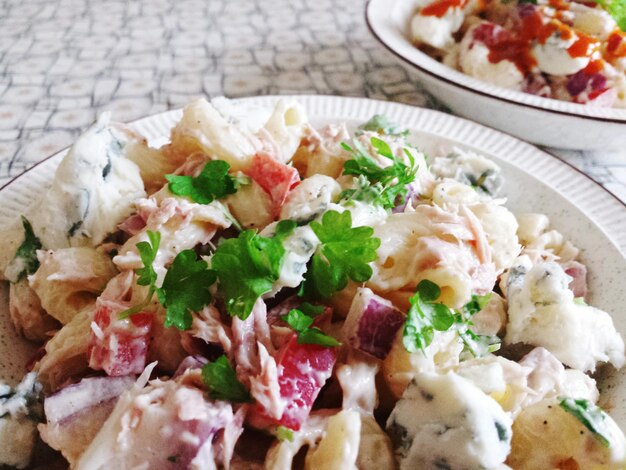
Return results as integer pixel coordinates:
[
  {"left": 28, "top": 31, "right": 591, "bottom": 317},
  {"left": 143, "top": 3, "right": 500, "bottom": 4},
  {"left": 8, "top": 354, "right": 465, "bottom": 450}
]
[{"left": 1, "top": 0, "right": 625, "bottom": 203}]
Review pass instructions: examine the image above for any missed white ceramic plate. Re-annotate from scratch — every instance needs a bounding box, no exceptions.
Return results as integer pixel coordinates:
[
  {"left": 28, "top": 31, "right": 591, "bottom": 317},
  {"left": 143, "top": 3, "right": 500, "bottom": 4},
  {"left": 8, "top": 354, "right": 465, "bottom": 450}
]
[
  {"left": 1, "top": 95, "right": 625, "bottom": 429},
  {"left": 366, "top": 0, "right": 626, "bottom": 150}
]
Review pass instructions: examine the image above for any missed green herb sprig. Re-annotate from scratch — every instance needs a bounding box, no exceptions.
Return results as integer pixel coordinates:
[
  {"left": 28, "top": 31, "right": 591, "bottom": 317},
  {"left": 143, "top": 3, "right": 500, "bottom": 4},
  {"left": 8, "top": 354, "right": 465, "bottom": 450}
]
[
  {"left": 340, "top": 137, "right": 418, "bottom": 209},
  {"left": 166, "top": 160, "right": 246, "bottom": 204},
  {"left": 282, "top": 307, "right": 341, "bottom": 347},
  {"left": 202, "top": 355, "right": 252, "bottom": 403},
  {"left": 211, "top": 220, "right": 297, "bottom": 320},
  {"left": 300, "top": 210, "right": 381, "bottom": 299},
  {"left": 119, "top": 230, "right": 216, "bottom": 330}
]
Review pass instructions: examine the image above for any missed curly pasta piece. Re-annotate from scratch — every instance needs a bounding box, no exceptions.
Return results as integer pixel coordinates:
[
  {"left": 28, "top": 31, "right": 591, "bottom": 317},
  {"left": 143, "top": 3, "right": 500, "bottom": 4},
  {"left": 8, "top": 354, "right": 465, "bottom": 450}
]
[
  {"left": 9, "top": 278, "right": 60, "bottom": 342},
  {"left": 382, "top": 329, "right": 463, "bottom": 400},
  {"left": 29, "top": 247, "right": 117, "bottom": 325},
  {"left": 369, "top": 204, "right": 496, "bottom": 308},
  {"left": 35, "top": 306, "right": 93, "bottom": 392},
  {"left": 259, "top": 99, "right": 307, "bottom": 164},
  {"left": 168, "top": 98, "right": 262, "bottom": 172},
  {"left": 305, "top": 410, "right": 361, "bottom": 470},
  {"left": 292, "top": 123, "right": 351, "bottom": 178}
]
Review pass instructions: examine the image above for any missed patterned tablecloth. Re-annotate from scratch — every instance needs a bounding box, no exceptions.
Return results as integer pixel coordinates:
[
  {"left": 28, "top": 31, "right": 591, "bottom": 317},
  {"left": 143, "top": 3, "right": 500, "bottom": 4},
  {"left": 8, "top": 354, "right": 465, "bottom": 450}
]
[{"left": 1, "top": 0, "right": 625, "bottom": 203}]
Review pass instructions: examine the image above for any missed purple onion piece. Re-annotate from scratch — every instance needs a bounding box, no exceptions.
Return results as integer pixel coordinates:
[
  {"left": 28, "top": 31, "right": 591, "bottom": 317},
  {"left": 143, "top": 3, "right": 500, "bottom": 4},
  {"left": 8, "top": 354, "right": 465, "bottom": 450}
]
[
  {"left": 566, "top": 70, "right": 591, "bottom": 96},
  {"left": 393, "top": 184, "right": 419, "bottom": 214},
  {"left": 590, "top": 73, "right": 607, "bottom": 90},
  {"left": 44, "top": 375, "right": 136, "bottom": 424},
  {"left": 343, "top": 289, "right": 405, "bottom": 359},
  {"left": 174, "top": 355, "right": 209, "bottom": 377}
]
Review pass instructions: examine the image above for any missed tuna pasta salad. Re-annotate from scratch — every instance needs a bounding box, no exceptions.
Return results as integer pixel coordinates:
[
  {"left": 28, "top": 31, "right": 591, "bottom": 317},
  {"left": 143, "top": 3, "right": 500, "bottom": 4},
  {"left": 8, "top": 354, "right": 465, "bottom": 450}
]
[
  {"left": 0, "top": 98, "right": 625, "bottom": 469},
  {"left": 410, "top": 0, "right": 626, "bottom": 107}
]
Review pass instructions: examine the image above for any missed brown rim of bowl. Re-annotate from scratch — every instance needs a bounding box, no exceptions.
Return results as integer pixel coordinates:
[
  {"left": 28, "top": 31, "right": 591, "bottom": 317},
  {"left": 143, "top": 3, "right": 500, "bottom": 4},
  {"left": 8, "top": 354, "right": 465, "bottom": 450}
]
[
  {"left": 364, "top": 0, "right": 626, "bottom": 124},
  {"left": 1, "top": 102, "right": 624, "bottom": 212}
]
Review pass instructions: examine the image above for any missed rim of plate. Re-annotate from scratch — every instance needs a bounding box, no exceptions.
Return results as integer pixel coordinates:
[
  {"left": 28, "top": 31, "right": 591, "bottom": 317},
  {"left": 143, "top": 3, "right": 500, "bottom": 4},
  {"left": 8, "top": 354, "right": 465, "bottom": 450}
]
[
  {"left": 0, "top": 95, "right": 624, "bottom": 256},
  {"left": 365, "top": 0, "right": 626, "bottom": 123}
]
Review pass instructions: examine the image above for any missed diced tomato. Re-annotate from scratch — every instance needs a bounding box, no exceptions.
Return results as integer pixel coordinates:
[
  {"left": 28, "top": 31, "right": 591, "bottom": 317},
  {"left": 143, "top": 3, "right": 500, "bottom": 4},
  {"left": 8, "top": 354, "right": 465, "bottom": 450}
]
[
  {"left": 246, "top": 152, "right": 300, "bottom": 215},
  {"left": 249, "top": 335, "right": 336, "bottom": 431},
  {"left": 88, "top": 305, "right": 153, "bottom": 377}
]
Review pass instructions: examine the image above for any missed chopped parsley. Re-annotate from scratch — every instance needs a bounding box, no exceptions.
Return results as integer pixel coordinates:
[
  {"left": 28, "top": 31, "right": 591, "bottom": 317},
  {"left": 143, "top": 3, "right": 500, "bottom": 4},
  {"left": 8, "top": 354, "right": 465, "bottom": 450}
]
[
  {"left": 454, "top": 293, "right": 500, "bottom": 359},
  {"left": 119, "top": 231, "right": 216, "bottom": 329},
  {"left": 211, "top": 220, "right": 297, "bottom": 320},
  {"left": 118, "top": 230, "right": 161, "bottom": 318},
  {"left": 559, "top": 398, "right": 613, "bottom": 447},
  {"left": 357, "top": 115, "right": 408, "bottom": 137},
  {"left": 12, "top": 216, "right": 42, "bottom": 280},
  {"left": 402, "top": 280, "right": 455, "bottom": 353},
  {"left": 157, "top": 250, "right": 216, "bottom": 330},
  {"left": 202, "top": 355, "right": 252, "bottom": 403},
  {"left": 282, "top": 308, "right": 341, "bottom": 347},
  {"left": 402, "top": 281, "right": 499, "bottom": 356},
  {"left": 340, "top": 137, "right": 418, "bottom": 209},
  {"left": 165, "top": 160, "right": 245, "bottom": 204},
  {"left": 300, "top": 210, "right": 381, "bottom": 299}
]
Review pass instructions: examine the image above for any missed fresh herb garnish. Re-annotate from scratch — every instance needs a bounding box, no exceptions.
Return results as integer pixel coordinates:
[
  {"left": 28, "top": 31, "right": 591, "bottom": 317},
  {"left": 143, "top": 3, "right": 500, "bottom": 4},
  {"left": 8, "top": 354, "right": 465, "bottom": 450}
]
[
  {"left": 211, "top": 220, "right": 297, "bottom": 320},
  {"left": 454, "top": 293, "right": 501, "bottom": 358},
  {"left": 282, "top": 308, "right": 341, "bottom": 347},
  {"left": 119, "top": 231, "right": 216, "bottom": 329},
  {"left": 166, "top": 160, "right": 245, "bottom": 204},
  {"left": 300, "top": 210, "right": 381, "bottom": 299},
  {"left": 202, "top": 355, "right": 252, "bottom": 403},
  {"left": 119, "top": 230, "right": 161, "bottom": 318},
  {"left": 592, "top": 0, "right": 626, "bottom": 31},
  {"left": 358, "top": 115, "right": 409, "bottom": 137},
  {"left": 559, "top": 398, "right": 613, "bottom": 447},
  {"left": 12, "top": 216, "right": 42, "bottom": 280},
  {"left": 157, "top": 250, "right": 216, "bottom": 330},
  {"left": 340, "top": 137, "right": 418, "bottom": 209},
  {"left": 402, "top": 280, "right": 455, "bottom": 352},
  {"left": 402, "top": 281, "right": 498, "bottom": 356},
  {"left": 276, "top": 425, "right": 295, "bottom": 442}
]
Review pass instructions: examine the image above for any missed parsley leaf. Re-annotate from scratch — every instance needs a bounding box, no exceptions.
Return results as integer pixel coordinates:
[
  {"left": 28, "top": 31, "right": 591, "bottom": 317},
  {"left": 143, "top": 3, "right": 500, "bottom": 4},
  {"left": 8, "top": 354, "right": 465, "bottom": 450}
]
[
  {"left": 119, "top": 231, "right": 216, "bottom": 329},
  {"left": 118, "top": 230, "right": 161, "bottom": 319},
  {"left": 358, "top": 115, "right": 409, "bottom": 137},
  {"left": 282, "top": 308, "right": 341, "bottom": 347},
  {"left": 166, "top": 160, "right": 241, "bottom": 204},
  {"left": 402, "top": 282, "right": 499, "bottom": 356},
  {"left": 301, "top": 210, "right": 381, "bottom": 299},
  {"left": 12, "top": 216, "right": 42, "bottom": 280},
  {"left": 454, "top": 293, "right": 501, "bottom": 359},
  {"left": 157, "top": 250, "right": 216, "bottom": 330},
  {"left": 559, "top": 398, "right": 613, "bottom": 447},
  {"left": 136, "top": 230, "right": 160, "bottom": 287},
  {"left": 402, "top": 280, "right": 455, "bottom": 353},
  {"left": 202, "top": 355, "right": 252, "bottom": 403},
  {"left": 341, "top": 137, "right": 418, "bottom": 209},
  {"left": 592, "top": 0, "right": 626, "bottom": 31},
  {"left": 212, "top": 220, "right": 297, "bottom": 320}
]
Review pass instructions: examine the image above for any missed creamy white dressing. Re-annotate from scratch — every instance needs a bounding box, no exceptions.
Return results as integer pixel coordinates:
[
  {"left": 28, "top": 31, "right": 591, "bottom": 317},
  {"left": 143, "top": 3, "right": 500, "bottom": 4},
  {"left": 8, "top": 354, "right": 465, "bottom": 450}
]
[
  {"left": 506, "top": 257, "right": 625, "bottom": 372},
  {"left": 387, "top": 371, "right": 512, "bottom": 470}
]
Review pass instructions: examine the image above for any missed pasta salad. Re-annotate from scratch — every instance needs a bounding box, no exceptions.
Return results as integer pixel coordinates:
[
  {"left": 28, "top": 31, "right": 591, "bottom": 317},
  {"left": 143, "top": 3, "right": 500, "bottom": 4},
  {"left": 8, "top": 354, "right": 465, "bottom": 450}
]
[
  {"left": 0, "top": 97, "right": 625, "bottom": 469},
  {"left": 409, "top": 0, "right": 626, "bottom": 107}
]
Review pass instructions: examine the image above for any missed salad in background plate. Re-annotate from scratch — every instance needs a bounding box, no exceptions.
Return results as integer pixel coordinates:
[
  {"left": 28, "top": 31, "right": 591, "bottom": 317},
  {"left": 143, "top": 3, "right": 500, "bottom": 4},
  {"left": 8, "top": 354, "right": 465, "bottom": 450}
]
[
  {"left": 0, "top": 97, "right": 624, "bottom": 469},
  {"left": 410, "top": 0, "right": 626, "bottom": 107}
]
